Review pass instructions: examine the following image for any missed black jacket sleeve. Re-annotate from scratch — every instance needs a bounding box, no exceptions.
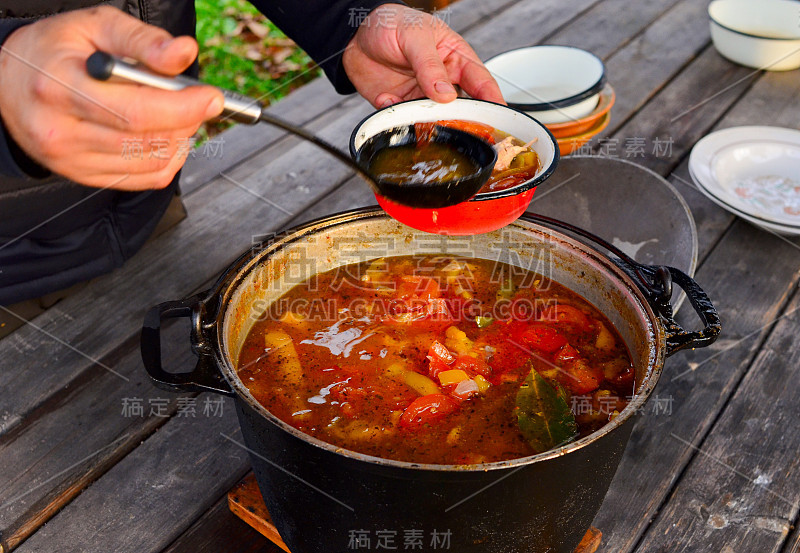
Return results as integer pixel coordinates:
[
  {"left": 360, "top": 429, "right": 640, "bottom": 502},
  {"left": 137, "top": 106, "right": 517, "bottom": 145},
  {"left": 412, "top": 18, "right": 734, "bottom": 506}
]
[
  {"left": 248, "top": 0, "right": 403, "bottom": 95},
  {"left": 0, "top": 17, "right": 50, "bottom": 179}
]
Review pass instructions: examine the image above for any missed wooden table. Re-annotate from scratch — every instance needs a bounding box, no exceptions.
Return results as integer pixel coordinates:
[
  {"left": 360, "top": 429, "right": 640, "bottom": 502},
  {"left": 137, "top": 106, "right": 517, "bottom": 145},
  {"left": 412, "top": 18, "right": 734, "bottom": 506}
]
[{"left": 2, "top": 0, "right": 799, "bottom": 551}]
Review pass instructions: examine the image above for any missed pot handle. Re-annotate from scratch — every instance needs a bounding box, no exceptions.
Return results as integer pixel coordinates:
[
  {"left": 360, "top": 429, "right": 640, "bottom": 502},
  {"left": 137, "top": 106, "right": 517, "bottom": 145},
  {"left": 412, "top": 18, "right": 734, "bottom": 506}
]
[
  {"left": 141, "top": 295, "right": 234, "bottom": 396},
  {"left": 623, "top": 264, "right": 721, "bottom": 357},
  {"left": 523, "top": 213, "right": 721, "bottom": 356}
]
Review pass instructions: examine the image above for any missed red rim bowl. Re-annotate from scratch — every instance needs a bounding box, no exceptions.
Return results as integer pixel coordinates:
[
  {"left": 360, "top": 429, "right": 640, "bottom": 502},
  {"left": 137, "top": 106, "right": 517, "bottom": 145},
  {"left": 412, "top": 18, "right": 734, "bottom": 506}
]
[{"left": 350, "top": 98, "right": 559, "bottom": 235}]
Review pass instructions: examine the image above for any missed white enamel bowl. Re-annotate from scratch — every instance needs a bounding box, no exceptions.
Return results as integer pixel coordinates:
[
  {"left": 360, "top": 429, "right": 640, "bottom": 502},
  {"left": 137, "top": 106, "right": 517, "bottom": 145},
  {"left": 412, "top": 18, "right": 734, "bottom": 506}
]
[
  {"left": 709, "top": 0, "right": 800, "bottom": 71},
  {"left": 484, "top": 46, "right": 606, "bottom": 124}
]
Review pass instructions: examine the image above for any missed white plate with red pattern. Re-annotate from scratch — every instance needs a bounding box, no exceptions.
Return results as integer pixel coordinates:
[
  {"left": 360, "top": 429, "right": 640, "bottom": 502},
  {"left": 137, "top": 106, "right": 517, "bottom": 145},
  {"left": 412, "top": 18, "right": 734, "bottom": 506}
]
[{"left": 689, "top": 126, "right": 800, "bottom": 235}]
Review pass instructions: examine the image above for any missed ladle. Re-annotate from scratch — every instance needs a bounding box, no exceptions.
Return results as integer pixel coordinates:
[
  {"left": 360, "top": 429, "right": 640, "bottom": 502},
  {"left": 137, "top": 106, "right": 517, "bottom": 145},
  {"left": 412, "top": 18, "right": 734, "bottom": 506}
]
[{"left": 86, "top": 51, "right": 495, "bottom": 208}]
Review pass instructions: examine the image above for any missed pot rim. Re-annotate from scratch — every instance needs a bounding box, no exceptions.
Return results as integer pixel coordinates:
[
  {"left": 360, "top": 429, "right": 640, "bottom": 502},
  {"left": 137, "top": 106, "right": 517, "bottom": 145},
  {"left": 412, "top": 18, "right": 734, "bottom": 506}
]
[{"left": 213, "top": 208, "right": 666, "bottom": 472}]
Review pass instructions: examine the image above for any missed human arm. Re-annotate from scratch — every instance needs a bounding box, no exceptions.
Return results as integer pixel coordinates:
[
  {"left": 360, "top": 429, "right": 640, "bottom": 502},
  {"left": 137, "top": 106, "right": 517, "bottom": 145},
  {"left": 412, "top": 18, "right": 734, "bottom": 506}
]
[
  {"left": 248, "top": 1, "right": 503, "bottom": 108},
  {"left": 342, "top": 4, "right": 504, "bottom": 107},
  {"left": 0, "top": 6, "right": 225, "bottom": 190}
]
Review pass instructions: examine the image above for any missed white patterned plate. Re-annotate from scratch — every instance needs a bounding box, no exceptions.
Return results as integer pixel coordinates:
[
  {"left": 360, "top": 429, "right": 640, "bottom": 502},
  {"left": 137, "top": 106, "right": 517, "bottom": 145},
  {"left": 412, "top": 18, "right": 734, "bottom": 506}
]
[{"left": 689, "top": 126, "right": 800, "bottom": 234}]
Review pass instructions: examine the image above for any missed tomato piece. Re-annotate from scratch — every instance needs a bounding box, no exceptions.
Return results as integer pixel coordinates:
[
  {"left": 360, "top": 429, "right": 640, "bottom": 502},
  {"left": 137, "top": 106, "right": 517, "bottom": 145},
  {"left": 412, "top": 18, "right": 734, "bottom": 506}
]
[
  {"left": 444, "top": 296, "right": 474, "bottom": 322},
  {"left": 414, "top": 122, "right": 437, "bottom": 147},
  {"left": 554, "top": 344, "right": 580, "bottom": 364},
  {"left": 427, "top": 340, "right": 456, "bottom": 378},
  {"left": 505, "top": 319, "right": 529, "bottom": 340},
  {"left": 435, "top": 119, "right": 496, "bottom": 144},
  {"left": 398, "top": 276, "right": 440, "bottom": 299},
  {"left": 557, "top": 358, "right": 603, "bottom": 395},
  {"left": 509, "top": 297, "right": 537, "bottom": 322},
  {"left": 452, "top": 354, "right": 491, "bottom": 377},
  {"left": 484, "top": 339, "right": 524, "bottom": 377},
  {"left": 399, "top": 394, "right": 459, "bottom": 429},
  {"left": 428, "top": 357, "right": 451, "bottom": 379},
  {"left": 610, "top": 367, "right": 634, "bottom": 390},
  {"left": 539, "top": 305, "right": 592, "bottom": 332},
  {"left": 429, "top": 340, "right": 456, "bottom": 364},
  {"left": 552, "top": 344, "right": 601, "bottom": 394},
  {"left": 521, "top": 324, "right": 568, "bottom": 353},
  {"left": 382, "top": 297, "right": 452, "bottom": 330},
  {"left": 484, "top": 174, "right": 530, "bottom": 192},
  {"left": 328, "top": 378, "right": 369, "bottom": 418}
]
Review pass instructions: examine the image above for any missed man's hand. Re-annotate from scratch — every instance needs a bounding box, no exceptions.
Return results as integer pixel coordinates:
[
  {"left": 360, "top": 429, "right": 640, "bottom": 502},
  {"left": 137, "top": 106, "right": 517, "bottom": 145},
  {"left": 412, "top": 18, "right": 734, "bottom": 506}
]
[
  {"left": 342, "top": 4, "right": 503, "bottom": 108},
  {"left": 0, "top": 5, "right": 224, "bottom": 190}
]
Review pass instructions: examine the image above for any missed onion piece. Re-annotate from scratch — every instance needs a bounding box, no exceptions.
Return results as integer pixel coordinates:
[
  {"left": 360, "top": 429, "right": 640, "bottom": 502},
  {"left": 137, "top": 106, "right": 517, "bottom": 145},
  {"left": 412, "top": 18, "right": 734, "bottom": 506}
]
[{"left": 453, "top": 379, "right": 479, "bottom": 400}]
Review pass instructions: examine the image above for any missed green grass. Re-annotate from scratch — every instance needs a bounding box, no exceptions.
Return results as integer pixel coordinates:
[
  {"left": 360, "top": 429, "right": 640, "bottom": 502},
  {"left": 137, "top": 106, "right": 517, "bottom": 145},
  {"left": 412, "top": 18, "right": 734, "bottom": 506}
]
[{"left": 194, "top": 0, "right": 322, "bottom": 139}]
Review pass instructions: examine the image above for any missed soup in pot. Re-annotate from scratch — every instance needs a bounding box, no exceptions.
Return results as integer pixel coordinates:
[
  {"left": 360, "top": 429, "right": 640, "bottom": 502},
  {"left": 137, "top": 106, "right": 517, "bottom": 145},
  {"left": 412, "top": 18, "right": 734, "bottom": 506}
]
[{"left": 237, "top": 255, "right": 634, "bottom": 464}]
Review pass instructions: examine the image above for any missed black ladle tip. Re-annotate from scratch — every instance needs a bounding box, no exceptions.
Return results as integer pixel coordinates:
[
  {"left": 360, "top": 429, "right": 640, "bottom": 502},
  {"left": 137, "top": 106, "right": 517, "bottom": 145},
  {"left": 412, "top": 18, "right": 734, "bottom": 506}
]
[
  {"left": 86, "top": 51, "right": 115, "bottom": 81},
  {"left": 354, "top": 125, "right": 497, "bottom": 209}
]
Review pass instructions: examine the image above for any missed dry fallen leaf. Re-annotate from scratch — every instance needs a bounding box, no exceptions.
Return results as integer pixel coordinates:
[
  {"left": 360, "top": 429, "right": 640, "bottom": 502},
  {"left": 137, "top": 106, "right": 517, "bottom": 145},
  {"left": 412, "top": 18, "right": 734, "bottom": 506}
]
[{"left": 245, "top": 20, "right": 269, "bottom": 39}]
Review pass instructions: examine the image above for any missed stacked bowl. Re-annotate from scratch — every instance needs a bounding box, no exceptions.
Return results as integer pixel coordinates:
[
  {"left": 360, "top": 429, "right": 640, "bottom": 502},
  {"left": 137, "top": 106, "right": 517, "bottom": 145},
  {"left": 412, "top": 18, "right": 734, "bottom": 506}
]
[
  {"left": 485, "top": 46, "right": 614, "bottom": 155},
  {"left": 709, "top": 0, "right": 800, "bottom": 71}
]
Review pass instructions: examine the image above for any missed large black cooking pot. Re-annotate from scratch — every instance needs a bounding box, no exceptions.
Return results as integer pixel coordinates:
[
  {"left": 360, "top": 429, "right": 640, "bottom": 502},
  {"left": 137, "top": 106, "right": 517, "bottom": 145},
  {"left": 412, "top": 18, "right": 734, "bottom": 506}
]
[{"left": 141, "top": 208, "right": 720, "bottom": 553}]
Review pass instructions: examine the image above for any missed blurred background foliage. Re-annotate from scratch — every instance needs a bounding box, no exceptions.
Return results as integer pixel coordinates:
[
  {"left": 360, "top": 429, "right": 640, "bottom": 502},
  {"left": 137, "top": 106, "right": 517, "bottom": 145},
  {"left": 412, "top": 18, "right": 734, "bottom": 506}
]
[
  {"left": 194, "top": 0, "right": 321, "bottom": 140},
  {"left": 194, "top": 0, "right": 455, "bottom": 140}
]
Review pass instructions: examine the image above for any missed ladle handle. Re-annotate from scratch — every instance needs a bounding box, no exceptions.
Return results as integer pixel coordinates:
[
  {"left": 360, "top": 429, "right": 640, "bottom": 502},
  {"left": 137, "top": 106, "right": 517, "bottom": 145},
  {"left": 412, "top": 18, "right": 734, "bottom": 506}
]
[
  {"left": 86, "top": 51, "right": 379, "bottom": 191},
  {"left": 86, "top": 50, "right": 262, "bottom": 124}
]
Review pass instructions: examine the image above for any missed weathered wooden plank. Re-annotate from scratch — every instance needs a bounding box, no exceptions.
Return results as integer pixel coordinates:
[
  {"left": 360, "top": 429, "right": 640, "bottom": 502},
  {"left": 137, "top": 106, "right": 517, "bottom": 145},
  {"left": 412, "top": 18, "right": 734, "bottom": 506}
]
[
  {"left": 599, "top": 0, "right": 716, "bottom": 135},
  {"left": 442, "top": 0, "right": 526, "bottom": 34},
  {"left": 467, "top": 0, "right": 598, "bottom": 60},
  {"left": 605, "top": 46, "right": 757, "bottom": 177},
  {"left": 0, "top": 322, "right": 197, "bottom": 551},
  {"left": 13, "top": 400, "right": 250, "bottom": 553},
  {"left": 584, "top": 49, "right": 800, "bottom": 552},
  {"left": 178, "top": 79, "right": 337, "bottom": 196},
  {"left": 544, "top": 0, "right": 683, "bottom": 60},
  {"left": 284, "top": 175, "right": 374, "bottom": 228},
  {"left": 715, "top": 66, "right": 800, "bottom": 131},
  {"left": 591, "top": 217, "right": 800, "bottom": 553},
  {"left": 162, "top": 496, "right": 284, "bottom": 553},
  {"left": 632, "top": 289, "right": 800, "bottom": 552},
  {"left": 178, "top": 0, "right": 531, "bottom": 196},
  {"left": 783, "top": 525, "right": 800, "bottom": 553},
  {"left": 611, "top": 51, "right": 800, "bottom": 259}
]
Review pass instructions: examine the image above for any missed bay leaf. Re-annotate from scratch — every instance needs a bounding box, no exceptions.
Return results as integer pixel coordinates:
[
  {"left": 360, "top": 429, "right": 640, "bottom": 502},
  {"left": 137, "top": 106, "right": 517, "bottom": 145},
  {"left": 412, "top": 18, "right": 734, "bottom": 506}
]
[{"left": 515, "top": 364, "right": 579, "bottom": 453}]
